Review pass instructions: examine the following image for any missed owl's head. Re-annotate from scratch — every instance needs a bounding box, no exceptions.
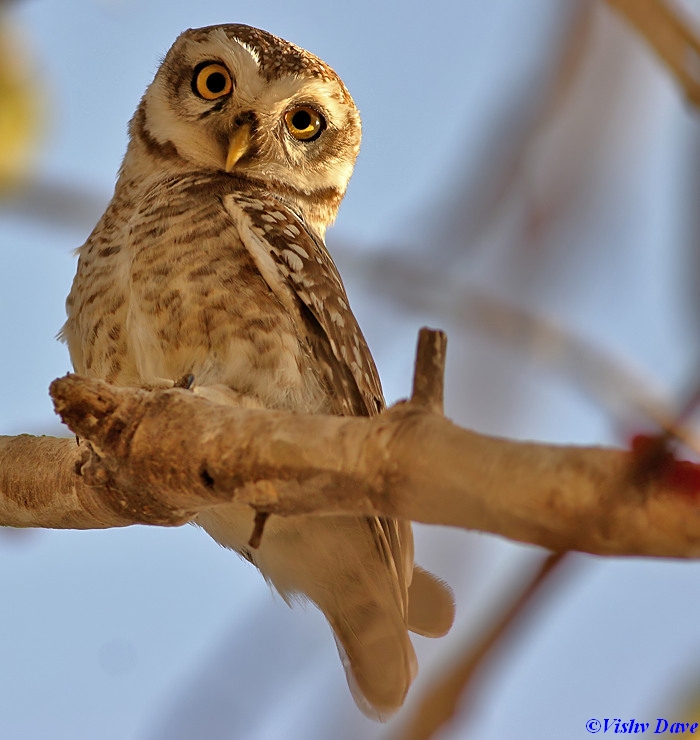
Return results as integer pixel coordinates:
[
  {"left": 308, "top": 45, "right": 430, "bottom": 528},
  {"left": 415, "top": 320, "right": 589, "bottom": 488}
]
[{"left": 124, "top": 24, "right": 362, "bottom": 235}]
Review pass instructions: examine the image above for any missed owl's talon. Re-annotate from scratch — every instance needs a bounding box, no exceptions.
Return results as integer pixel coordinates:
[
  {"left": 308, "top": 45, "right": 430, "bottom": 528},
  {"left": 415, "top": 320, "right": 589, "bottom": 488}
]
[{"left": 174, "top": 373, "right": 195, "bottom": 390}]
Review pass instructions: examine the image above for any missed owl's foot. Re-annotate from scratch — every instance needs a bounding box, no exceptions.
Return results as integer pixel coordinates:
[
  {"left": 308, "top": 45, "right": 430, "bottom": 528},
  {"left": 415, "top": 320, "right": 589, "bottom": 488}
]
[{"left": 174, "top": 373, "right": 196, "bottom": 390}]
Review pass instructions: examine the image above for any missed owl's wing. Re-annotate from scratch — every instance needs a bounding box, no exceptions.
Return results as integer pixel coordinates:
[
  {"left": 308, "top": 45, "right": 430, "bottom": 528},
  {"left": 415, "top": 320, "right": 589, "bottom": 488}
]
[{"left": 224, "top": 190, "right": 384, "bottom": 418}]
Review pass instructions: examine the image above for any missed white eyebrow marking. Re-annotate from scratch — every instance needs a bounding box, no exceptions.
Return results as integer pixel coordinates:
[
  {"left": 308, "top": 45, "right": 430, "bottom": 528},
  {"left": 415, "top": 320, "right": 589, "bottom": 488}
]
[{"left": 233, "top": 38, "right": 260, "bottom": 66}]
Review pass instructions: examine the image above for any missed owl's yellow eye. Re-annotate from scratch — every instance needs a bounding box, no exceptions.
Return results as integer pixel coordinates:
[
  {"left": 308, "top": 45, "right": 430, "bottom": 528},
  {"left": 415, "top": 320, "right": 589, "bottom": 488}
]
[
  {"left": 284, "top": 106, "right": 325, "bottom": 141},
  {"left": 193, "top": 63, "right": 233, "bottom": 100}
]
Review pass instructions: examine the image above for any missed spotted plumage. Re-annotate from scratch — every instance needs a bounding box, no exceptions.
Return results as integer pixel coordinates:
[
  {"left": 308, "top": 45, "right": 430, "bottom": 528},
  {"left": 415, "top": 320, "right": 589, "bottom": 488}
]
[{"left": 61, "top": 24, "right": 453, "bottom": 718}]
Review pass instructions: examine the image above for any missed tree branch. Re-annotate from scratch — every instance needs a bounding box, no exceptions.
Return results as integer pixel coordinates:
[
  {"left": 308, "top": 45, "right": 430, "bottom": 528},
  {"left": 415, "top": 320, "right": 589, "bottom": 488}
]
[
  {"left": 2, "top": 365, "right": 700, "bottom": 558},
  {"left": 0, "top": 434, "right": 135, "bottom": 529}
]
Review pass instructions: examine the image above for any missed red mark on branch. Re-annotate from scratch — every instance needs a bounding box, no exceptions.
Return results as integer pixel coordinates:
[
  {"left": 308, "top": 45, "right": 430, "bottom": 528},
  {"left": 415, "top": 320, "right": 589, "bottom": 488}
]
[{"left": 629, "top": 434, "right": 700, "bottom": 497}]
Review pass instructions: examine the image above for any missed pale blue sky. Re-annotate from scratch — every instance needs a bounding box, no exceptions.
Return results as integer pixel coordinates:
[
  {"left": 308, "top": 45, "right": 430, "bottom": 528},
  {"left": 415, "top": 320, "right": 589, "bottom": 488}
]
[{"left": 2, "top": 2, "right": 700, "bottom": 738}]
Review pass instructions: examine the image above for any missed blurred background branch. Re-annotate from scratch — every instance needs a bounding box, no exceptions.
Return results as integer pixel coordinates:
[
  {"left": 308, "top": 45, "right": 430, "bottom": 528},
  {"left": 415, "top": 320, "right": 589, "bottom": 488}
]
[
  {"left": 605, "top": 0, "right": 700, "bottom": 103},
  {"left": 394, "top": 553, "right": 569, "bottom": 740}
]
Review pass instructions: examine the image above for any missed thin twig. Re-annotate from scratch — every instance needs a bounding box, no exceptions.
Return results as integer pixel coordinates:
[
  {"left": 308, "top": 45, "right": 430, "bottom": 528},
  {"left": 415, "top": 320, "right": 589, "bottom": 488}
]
[{"left": 410, "top": 328, "right": 447, "bottom": 415}]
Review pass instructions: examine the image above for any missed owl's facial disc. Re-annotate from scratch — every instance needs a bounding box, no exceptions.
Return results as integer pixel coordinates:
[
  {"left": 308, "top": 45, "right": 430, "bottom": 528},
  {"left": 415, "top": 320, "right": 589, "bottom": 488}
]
[{"left": 129, "top": 25, "right": 361, "bottom": 231}]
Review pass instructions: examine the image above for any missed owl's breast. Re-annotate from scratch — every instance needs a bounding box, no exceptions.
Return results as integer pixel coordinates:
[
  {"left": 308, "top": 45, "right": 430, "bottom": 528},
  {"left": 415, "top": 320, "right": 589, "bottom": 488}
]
[
  {"left": 66, "top": 178, "right": 328, "bottom": 414},
  {"left": 130, "top": 199, "right": 329, "bottom": 411}
]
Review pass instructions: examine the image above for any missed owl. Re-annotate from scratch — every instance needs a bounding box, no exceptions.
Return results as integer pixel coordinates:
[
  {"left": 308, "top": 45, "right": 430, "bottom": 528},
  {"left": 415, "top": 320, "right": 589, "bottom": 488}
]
[{"left": 61, "top": 24, "right": 454, "bottom": 718}]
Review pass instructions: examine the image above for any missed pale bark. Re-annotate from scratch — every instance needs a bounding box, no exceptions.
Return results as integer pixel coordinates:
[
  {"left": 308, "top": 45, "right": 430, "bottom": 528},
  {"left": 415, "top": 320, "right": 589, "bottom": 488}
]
[{"left": 2, "top": 368, "right": 700, "bottom": 558}]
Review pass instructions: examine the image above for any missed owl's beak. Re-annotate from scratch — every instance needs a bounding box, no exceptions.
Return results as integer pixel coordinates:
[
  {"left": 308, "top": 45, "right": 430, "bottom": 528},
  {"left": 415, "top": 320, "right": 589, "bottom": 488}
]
[{"left": 225, "top": 124, "right": 252, "bottom": 172}]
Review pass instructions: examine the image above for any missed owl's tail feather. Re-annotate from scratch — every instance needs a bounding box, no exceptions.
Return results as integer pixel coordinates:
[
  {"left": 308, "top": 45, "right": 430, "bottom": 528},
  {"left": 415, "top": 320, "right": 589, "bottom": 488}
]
[
  {"left": 323, "top": 571, "right": 418, "bottom": 720},
  {"left": 407, "top": 566, "right": 455, "bottom": 638},
  {"left": 324, "top": 566, "right": 454, "bottom": 719},
  {"left": 258, "top": 514, "right": 418, "bottom": 719},
  {"left": 196, "top": 507, "right": 453, "bottom": 720}
]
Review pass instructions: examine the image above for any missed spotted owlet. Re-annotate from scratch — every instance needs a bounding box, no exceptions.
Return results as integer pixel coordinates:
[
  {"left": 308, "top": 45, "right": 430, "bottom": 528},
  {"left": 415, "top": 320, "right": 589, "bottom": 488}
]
[{"left": 61, "top": 24, "right": 454, "bottom": 718}]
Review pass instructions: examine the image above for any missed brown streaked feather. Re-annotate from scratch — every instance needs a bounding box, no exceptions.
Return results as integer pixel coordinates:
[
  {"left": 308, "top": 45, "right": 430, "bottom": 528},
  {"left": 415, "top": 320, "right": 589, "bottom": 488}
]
[{"left": 225, "top": 189, "right": 384, "bottom": 417}]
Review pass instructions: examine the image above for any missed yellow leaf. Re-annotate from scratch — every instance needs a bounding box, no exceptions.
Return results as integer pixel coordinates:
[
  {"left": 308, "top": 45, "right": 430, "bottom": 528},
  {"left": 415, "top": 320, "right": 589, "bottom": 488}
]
[{"left": 0, "top": 14, "right": 43, "bottom": 192}]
